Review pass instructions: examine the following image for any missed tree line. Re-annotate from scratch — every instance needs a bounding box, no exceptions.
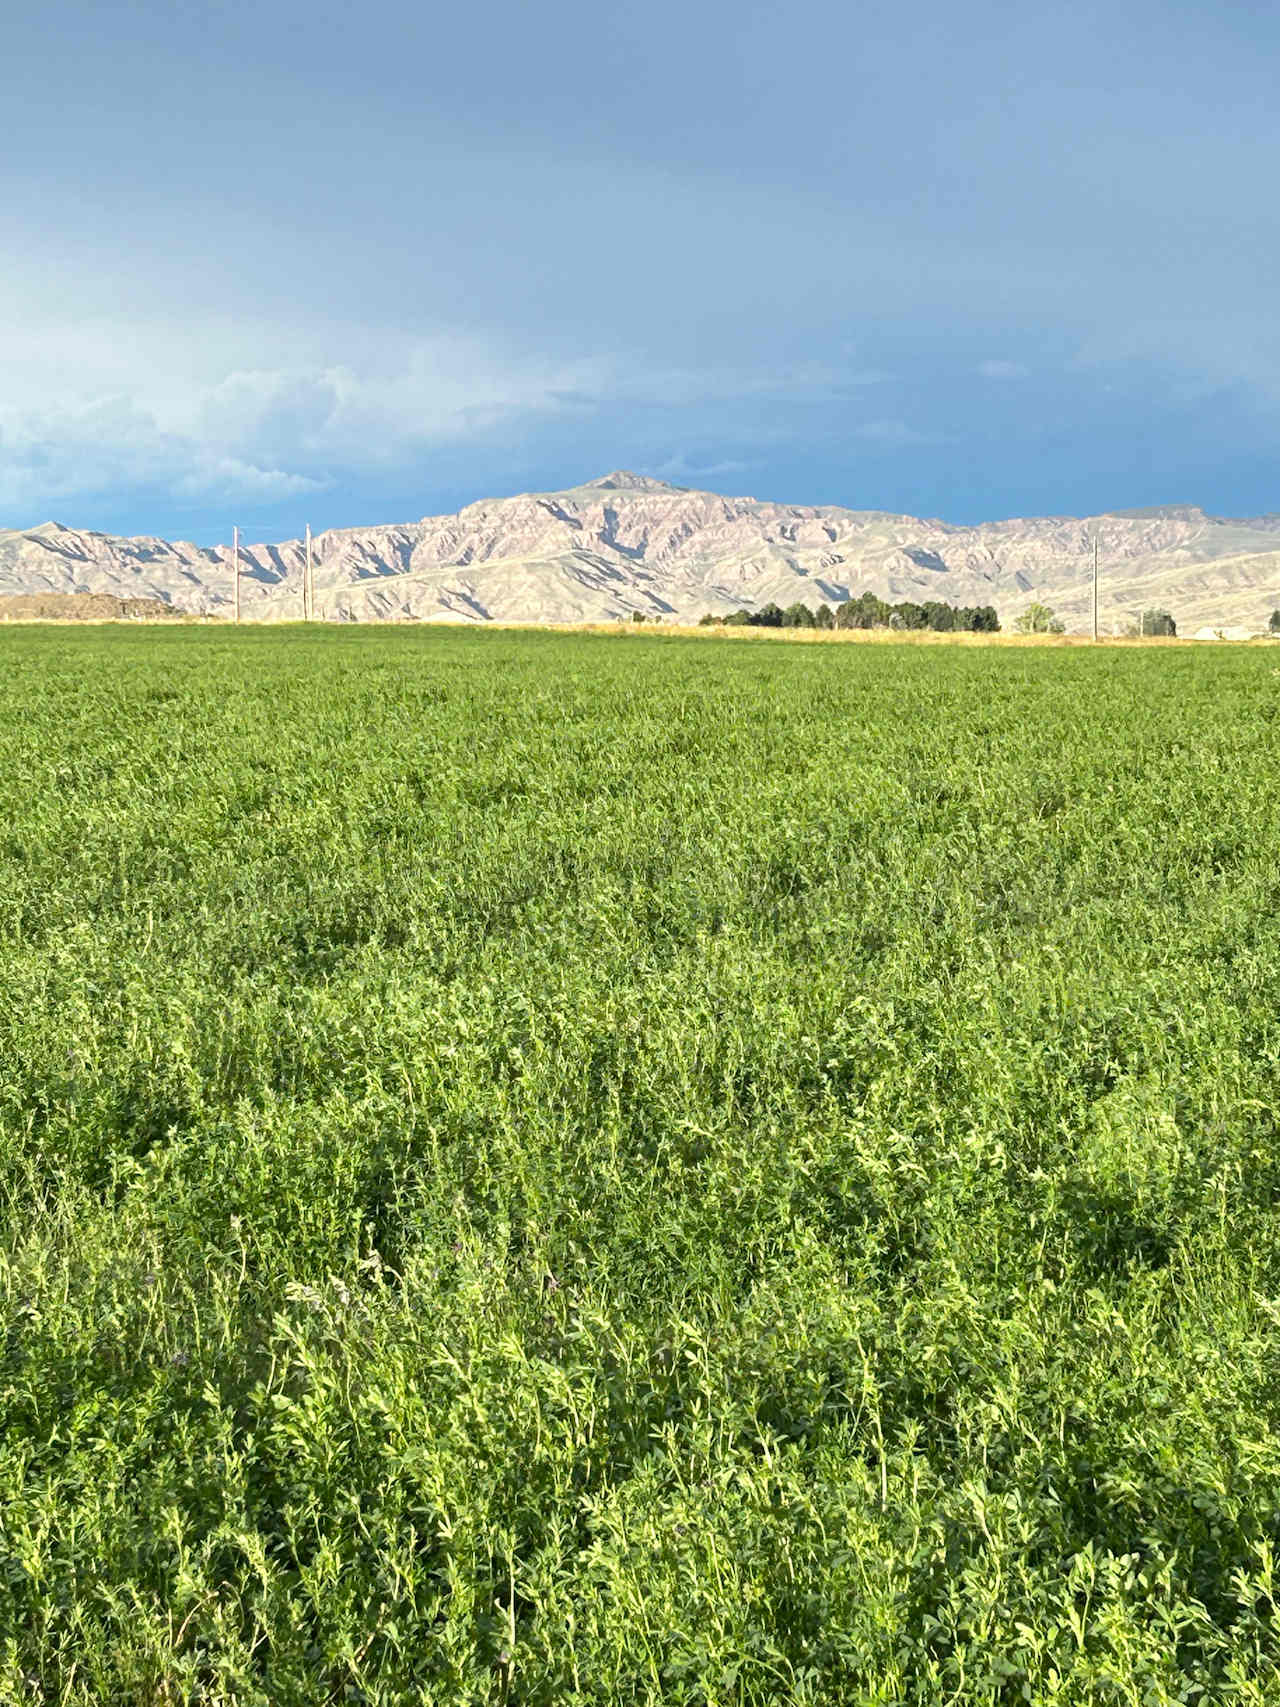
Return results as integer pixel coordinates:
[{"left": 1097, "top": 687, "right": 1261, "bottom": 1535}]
[{"left": 697, "top": 593, "right": 1001, "bottom": 632}]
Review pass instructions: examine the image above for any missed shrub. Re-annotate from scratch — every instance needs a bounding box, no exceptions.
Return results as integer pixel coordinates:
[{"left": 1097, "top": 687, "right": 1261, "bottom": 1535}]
[{"left": 1014, "top": 601, "right": 1066, "bottom": 634}]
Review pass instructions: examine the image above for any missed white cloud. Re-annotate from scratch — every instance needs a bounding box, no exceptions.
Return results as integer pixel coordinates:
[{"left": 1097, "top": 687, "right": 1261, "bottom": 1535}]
[
  {"left": 0, "top": 394, "right": 322, "bottom": 515},
  {"left": 0, "top": 298, "right": 921, "bottom": 520},
  {"left": 172, "top": 459, "right": 324, "bottom": 502},
  {"left": 978, "top": 359, "right": 1030, "bottom": 379},
  {"left": 0, "top": 317, "right": 611, "bottom": 518}
]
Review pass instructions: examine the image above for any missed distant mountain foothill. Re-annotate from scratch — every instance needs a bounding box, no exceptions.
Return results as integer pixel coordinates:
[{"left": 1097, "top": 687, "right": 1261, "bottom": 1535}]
[{"left": 2, "top": 472, "right": 1278, "bottom": 633}]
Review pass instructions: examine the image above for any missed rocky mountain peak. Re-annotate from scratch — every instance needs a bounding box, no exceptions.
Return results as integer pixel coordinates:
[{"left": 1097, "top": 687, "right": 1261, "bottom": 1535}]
[{"left": 580, "top": 471, "right": 683, "bottom": 493}]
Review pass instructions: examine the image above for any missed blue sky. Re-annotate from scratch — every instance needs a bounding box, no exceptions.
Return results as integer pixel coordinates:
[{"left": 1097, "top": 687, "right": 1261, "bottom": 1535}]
[{"left": 4, "top": 0, "right": 1279, "bottom": 540}]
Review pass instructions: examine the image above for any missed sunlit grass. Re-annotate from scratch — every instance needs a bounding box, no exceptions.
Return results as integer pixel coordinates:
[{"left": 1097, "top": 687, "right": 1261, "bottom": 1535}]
[{"left": 2, "top": 624, "right": 1279, "bottom": 1703}]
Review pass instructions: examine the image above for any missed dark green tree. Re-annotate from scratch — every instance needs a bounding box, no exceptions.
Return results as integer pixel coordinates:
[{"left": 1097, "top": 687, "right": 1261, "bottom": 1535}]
[
  {"left": 1140, "top": 609, "right": 1177, "bottom": 637},
  {"left": 836, "top": 591, "right": 891, "bottom": 629},
  {"left": 1270, "top": 609, "right": 1280, "bottom": 633},
  {"left": 833, "top": 590, "right": 998, "bottom": 633}
]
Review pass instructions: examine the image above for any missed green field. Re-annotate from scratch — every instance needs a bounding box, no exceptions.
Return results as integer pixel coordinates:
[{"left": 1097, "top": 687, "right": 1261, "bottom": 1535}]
[{"left": 3, "top": 626, "right": 1280, "bottom": 1705}]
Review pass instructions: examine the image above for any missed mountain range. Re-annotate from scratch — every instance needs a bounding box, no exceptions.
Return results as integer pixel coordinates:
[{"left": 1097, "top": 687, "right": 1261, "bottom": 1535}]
[{"left": 3, "top": 472, "right": 1280, "bottom": 631}]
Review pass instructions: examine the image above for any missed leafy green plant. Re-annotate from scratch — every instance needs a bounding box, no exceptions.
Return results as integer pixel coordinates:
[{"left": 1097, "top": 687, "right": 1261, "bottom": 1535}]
[
  {"left": 0, "top": 624, "right": 1278, "bottom": 1703},
  {"left": 1014, "top": 601, "right": 1066, "bottom": 634}
]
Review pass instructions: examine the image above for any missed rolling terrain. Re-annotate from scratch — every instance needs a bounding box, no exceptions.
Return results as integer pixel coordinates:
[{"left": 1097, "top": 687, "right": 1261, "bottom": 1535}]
[{"left": 2, "top": 471, "right": 1279, "bottom": 630}]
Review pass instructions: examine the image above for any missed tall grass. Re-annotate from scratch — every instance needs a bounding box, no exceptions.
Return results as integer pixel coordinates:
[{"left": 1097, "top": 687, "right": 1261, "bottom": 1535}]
[{"left": 2, "top": 625, "right": 1279, "bottom": 1703}]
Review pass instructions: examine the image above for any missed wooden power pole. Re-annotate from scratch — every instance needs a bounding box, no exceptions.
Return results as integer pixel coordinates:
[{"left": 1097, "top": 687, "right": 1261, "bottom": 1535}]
[
  {"left": 1092, "top": 535, "right": 1099, "bottom": 643},
  {"left": 233, "top": 525, "right": 241, "bottom": 625}
]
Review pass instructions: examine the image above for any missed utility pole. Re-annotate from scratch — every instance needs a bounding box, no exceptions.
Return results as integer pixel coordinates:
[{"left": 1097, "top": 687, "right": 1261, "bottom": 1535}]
[
  {"left": 233, "top": 524, "right": 241, "bottom": 625},
  {"left": 304, "top": 522, "right": 313, "bottom": 621},
  {"left": 1092, "top": 534, "right": 1099, "bottom": 643}
]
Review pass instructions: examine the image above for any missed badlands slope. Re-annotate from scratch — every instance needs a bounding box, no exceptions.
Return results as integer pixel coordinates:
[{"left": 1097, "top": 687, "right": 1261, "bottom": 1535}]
[{"left": 2, "top": 472, "right": 1279, "bottom": 631}]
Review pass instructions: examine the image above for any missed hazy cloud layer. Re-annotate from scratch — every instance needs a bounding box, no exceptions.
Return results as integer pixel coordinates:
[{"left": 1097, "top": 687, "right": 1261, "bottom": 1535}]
[
  {"left": 5, "top": 0, "right": 1280, "bottom": 536},
  {"left": 0, "top": 317, "right": 611, "bottom": 515}
]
